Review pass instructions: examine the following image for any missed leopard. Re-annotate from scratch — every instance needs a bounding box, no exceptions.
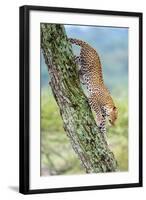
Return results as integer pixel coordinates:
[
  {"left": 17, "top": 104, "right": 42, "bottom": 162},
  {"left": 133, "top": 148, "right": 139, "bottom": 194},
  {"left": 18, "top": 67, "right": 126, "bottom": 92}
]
[{"left": 69, "top": 38, "right": 118, "bottom": 135}]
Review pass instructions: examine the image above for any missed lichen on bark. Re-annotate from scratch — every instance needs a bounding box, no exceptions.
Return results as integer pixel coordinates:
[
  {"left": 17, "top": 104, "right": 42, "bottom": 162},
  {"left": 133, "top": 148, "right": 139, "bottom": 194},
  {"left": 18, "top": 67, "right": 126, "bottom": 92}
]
[{"left": 41, "top": 23, "right": 118, "bottom": 173}]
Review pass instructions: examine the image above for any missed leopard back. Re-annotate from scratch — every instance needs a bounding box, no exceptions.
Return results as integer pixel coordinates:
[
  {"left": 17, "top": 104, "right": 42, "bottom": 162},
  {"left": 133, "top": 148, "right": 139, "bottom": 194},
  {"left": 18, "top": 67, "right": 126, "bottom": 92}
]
[{"left": 69, "top": 38, "right": 104, "bottom": 92}]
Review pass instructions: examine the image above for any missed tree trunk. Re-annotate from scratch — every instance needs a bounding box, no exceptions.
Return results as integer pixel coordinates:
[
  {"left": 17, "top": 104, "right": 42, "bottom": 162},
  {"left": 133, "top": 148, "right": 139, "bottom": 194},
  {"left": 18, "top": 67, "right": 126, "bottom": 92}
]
[{"left": 41, "top": 24, "right": 118, "bottom": 173}]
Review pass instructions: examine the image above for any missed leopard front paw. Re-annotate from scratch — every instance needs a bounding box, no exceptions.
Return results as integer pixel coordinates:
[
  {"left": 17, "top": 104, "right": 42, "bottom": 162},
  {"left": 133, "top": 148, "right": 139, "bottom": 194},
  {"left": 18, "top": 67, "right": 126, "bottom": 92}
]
[{"left": 97, "top": 120, "right": 106, "bottom": 134}]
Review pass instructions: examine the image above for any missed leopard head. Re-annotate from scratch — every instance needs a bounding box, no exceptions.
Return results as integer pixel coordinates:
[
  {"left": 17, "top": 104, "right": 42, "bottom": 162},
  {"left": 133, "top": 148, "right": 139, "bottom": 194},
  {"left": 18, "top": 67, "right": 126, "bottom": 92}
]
[{"left": 106, "top": 105, "right": 118, "bottom": 126}]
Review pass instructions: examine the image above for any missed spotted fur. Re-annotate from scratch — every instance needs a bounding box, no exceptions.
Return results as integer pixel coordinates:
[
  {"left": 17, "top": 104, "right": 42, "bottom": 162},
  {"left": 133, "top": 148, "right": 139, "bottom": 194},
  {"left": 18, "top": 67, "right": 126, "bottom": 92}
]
[{"left": 69, "top": 38, "right": 118, "bottom": 134}]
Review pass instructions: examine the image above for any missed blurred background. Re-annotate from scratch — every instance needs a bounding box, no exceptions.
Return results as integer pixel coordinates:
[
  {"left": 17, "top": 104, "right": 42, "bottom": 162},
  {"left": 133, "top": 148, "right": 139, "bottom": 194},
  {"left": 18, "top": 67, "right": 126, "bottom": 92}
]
[{"left": 40, "top": 24, "right": 128, "bottom": 176}]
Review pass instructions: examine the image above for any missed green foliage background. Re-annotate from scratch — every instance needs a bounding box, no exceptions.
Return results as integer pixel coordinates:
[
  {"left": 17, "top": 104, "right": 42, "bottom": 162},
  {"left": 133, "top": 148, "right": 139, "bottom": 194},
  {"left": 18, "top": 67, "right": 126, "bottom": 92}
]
[{"left": 41, "top": 25, "right": 128, "bottom": 176}]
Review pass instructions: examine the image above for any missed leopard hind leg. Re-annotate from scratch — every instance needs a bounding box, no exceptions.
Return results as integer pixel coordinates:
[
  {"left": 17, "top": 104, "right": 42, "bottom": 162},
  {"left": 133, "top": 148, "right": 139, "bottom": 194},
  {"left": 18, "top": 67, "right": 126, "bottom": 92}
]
[{"left": 73, "top": 56, "right": 86, "bottom": 85}]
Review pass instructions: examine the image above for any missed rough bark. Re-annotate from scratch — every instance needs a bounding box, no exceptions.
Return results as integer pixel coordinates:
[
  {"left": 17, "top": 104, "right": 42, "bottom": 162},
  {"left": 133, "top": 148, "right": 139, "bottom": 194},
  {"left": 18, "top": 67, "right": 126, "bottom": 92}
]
[{"left": 41, "top": 24, "right": 118, "bottom": 173}]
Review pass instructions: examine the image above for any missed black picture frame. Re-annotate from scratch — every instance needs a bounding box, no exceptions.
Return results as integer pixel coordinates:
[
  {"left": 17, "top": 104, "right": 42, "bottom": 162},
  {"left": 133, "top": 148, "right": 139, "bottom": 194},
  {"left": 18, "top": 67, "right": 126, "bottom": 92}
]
[{"left": 19, "top": 5, "right": 143, "bottom": 194}]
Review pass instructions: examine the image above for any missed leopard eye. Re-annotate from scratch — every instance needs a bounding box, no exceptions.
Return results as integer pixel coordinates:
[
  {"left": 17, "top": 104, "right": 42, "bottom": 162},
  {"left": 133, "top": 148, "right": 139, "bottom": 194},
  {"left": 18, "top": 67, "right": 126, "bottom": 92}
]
[{"left": 113, "top": 106, "right": 116, "bottom": 111}]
